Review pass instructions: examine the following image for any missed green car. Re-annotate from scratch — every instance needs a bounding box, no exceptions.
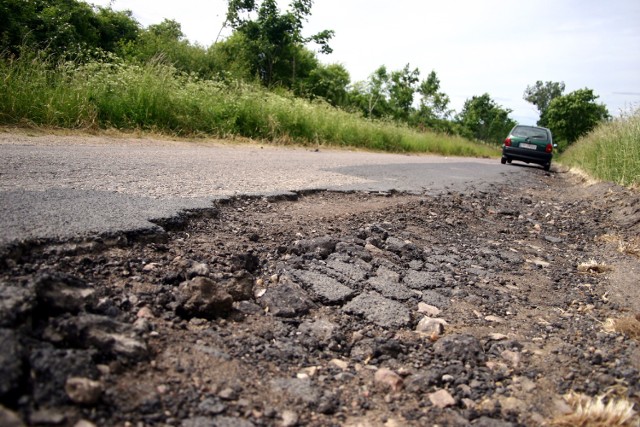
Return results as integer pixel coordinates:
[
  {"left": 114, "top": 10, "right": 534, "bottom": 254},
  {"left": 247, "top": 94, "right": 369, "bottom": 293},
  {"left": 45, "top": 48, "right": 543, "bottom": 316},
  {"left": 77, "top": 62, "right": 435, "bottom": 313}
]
[{"left": 501, "top": 125, "right": 555, "bottom": 171}]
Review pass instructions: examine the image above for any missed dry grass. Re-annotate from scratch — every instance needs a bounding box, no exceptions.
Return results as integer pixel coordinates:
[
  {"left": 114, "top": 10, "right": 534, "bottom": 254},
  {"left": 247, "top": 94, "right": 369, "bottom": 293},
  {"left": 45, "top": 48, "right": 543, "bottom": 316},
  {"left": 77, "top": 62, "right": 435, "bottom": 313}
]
[
  {"left": 604, "top": 315, "right": 640, "bottom": 340},
  {"left": 597, "top": 234, "right": 640, "bottom": 258},
  {"left": 577, "top": 259, "right": 612, "bottom": 274},
  {"left": 550, "top": 392, "right": 638, "bottom": 426}
]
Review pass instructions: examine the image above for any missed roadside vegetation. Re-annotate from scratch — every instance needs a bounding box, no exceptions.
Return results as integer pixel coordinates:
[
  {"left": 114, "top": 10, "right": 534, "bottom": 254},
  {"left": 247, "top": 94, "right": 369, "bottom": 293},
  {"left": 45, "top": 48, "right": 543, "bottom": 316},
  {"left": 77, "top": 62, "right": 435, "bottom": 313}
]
[
  {"left": 0, "top": 0, "right": 617, "bottom": 164},
  {"left": 0, "top": 52, "right": 495, "bottom": 157},
  {"left": 560, "top": 108, "right": 640, "bottom": 187}
]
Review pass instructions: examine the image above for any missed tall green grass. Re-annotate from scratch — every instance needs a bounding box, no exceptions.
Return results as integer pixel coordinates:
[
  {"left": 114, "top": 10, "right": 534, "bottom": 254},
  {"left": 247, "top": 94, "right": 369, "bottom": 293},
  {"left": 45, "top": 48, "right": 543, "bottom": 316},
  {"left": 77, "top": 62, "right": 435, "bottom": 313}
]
[
  {"left": 0, "top": 52, "right": 497, "bottom": 157},
  {"left": 560, "top": 109, "right": 640, "bottom": 187}
]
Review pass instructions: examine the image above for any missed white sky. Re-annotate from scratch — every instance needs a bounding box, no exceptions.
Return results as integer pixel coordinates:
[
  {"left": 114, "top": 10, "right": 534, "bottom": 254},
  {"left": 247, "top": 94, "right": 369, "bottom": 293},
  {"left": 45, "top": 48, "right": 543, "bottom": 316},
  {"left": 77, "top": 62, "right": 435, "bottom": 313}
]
[{"left": 87, "top": 0, "right": 640, "bottom": 124}]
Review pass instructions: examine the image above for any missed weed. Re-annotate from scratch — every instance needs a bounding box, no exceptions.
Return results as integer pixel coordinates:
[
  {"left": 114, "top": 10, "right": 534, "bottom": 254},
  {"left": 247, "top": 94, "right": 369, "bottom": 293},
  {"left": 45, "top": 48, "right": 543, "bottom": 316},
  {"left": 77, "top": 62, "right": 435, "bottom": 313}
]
[
  {"left": 577, "top": 259, "right": 612, "bottom": 274},
  {"left": 550, "top": 392, "right": 638, "bottom": 427},
  {"left": 604, "top": 316, "right": 640, "bottom": 340}
]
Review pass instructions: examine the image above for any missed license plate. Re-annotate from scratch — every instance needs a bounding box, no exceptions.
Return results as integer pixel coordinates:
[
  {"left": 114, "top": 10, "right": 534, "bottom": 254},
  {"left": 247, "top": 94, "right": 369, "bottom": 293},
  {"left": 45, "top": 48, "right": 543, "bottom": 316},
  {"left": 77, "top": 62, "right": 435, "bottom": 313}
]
[{"left": 520, "top": 143, "right": 537, "bottom": 150}]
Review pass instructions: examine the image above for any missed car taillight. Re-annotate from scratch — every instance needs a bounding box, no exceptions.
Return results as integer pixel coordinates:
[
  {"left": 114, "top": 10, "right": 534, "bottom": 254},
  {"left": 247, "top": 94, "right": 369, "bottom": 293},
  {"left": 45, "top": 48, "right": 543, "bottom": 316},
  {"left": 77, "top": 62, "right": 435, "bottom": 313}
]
[
  {"left": 504, "top": 138, "right": 512, "bottom": 146},
  {"left": 545, "top": 143, "right": 552, "bottom": 153}
]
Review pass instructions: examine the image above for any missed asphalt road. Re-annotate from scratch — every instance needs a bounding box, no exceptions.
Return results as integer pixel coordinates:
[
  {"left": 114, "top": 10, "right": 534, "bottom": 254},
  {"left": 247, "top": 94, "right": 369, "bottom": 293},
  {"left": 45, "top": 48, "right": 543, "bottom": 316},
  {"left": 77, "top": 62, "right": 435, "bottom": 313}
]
[{"left": 0, "top": 133, "right": 530, "bottom": 247}]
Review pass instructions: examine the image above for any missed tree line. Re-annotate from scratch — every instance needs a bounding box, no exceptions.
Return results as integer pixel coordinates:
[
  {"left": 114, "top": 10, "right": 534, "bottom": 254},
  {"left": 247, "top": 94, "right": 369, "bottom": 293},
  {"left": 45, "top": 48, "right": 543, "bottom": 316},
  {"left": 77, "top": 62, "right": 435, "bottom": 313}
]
[{"left": 0, "top": 0, "right": 609, "bottom": 147}]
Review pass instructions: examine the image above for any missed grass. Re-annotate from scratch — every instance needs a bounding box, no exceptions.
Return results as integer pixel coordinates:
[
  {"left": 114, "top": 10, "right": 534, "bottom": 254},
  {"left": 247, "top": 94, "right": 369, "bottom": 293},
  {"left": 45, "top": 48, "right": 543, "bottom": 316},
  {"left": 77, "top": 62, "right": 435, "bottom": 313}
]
[
  {"left": 604, "top": 315, "right": 640, "bottom": 341},
  {"left": 0, "top": 52, "right": 498, "bottom": 158},
  {"left": 550, "top": 392, "right": 638, "bottom": 427},
  {"left": 560, "top": 109, "right": 640, "bottom": 188}
]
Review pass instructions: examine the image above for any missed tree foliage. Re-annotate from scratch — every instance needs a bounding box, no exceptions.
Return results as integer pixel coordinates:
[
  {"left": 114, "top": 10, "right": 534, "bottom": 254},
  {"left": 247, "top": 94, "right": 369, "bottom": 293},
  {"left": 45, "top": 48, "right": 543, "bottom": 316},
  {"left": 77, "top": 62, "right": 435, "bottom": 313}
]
[
  {"left": 306, "top": 63, "right": 350, "bottom": 106},
  {"left": 456, "top": 94, "right": 516, "bottom": 144},
  {"left": 0, "top": 0, "right": 140, "bottom": 58},
  {"left": 224, "top": 0, "right": 333, "bottom": 88},
  {"left": 347, "top": 65, "right": 453, "bottom": 127},
  {"left": 523, "top": 80, "right": 565, "bottom": 127},
  {"left": 544, "top": 88, "right": 609, "bottom": 145}
]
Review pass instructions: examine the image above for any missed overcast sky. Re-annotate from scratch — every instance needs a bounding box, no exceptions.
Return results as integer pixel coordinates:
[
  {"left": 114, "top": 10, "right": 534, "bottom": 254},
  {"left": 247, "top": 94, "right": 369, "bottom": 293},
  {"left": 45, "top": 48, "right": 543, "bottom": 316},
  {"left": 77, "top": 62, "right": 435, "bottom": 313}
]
[{"left": 87, "top": 0, "right": 640, "bottom": 124}]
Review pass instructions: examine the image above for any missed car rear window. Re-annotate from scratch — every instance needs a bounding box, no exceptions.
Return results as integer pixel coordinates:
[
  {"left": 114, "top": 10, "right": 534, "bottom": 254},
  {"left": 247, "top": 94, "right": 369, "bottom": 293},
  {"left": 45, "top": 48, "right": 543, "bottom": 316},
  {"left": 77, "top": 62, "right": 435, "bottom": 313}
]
[{"left": 512, "top": 126, "right": 548, "bottom": 139}]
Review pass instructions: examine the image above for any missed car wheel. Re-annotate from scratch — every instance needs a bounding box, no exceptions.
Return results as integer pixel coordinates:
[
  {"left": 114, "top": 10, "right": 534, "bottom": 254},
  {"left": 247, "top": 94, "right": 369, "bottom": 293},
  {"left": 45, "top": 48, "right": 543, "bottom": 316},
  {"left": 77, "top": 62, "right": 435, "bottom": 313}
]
[
  {"left": 544, "top": 162, "right": 551, "bottom": 171},
  {"left": 507, "top": 159, "right": 512, "bottom": 164},
  {"left": 501, "top": 157, "right": 507, "bottom": 165}
]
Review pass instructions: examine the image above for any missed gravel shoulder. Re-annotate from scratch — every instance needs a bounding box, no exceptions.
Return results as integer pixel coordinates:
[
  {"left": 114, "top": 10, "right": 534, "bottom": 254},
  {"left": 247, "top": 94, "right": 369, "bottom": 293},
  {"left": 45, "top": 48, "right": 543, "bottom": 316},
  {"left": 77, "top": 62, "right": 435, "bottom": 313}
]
[{"left": 1, "top": 147, "right": 640, "bottom": 426}]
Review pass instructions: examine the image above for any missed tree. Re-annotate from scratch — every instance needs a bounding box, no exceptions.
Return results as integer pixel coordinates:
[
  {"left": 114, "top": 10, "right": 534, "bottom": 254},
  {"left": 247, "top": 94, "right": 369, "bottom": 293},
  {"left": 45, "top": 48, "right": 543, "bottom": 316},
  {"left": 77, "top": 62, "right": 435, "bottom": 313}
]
[
  {"left": 348, "top": 66, "right": 391, "bottom": 118},
  {"left": 305, "top": 63, "right": 350, "bottom": 106},
  {"left": 387, "top": 64, "right": 420, "bottom": 121},
  {"left": 124, "top": 19, "right": 215, "bottom": 77},
  {"left": 456, "top": 93, "right": 516, "bottom": 144},
  {"left": 348, "top": 64, "right": 424, "bottom": 121},
  {"left": 224, "top": 0, "right": 333, "bottom": 88},
  {"left": 544, "top": 88, "right": 609, "bottom": 145},
  {"left": 523, "top": 80, "right": 565, "bottom": 127}
]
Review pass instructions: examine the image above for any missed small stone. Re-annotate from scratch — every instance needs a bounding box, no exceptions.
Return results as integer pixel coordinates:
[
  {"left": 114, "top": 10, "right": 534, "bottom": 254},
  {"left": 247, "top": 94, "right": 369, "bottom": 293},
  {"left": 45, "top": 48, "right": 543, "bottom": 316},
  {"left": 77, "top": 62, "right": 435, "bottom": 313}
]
[
  {"left": 487, "top": 333, "right": 508, "bottom": 340},
  {"left": 501, "top": 350, "right": 521, "bottom": 368},
  {"left": 137, "top": 307, "right": 154, "bottom": 318},
  {"left": 485, "top": 315, "right": 505, "bottom": 323},
  {"left": 142, "top": 263, "right": 160, "bottom": 272},
  {"left": 65, "top": 377, "right": 103, "bottom": 405},
  {"left": 187, "top": 262, "right": 209, "bottom": 277},
  {"left": 529, "top": 258, "right": 550, "bottom": 268},
  {"left": 374, "top": 368, "right": 403, "bottom": 392},
  {"left": 74, "top": 420, "right": 97, "bottom": 427},
  {"left": 0, "top": 405, "right": 25, "bottom": 427},
  {"left": 133, "top": 318, "right": 151, "bottom": 333},
  {"left": 428, "top": 389, "right": 455, "bottom": 408},
  {"left": 29, "top": 409, "right": 66, "bottom": 425},
  {"left": 197, "top": 398, "right": 226, "bottom": 416},
  {"left": 442, "top": 374, "right": 454, "bottom": 383},
  {"left": 281, "top": 410, "right": 299, "bottom": 427},
  {"left": 330, "top": 359, "right": 349, "bottom": 370},
  {"left": 415, "top": 317, "right": 447, "bottom": 335},
  {"left": 417, "top": 302, "right": 441, "bottom": 316},
  {"left": 218, "top": 387, "right": 238, "bottom": 401}
]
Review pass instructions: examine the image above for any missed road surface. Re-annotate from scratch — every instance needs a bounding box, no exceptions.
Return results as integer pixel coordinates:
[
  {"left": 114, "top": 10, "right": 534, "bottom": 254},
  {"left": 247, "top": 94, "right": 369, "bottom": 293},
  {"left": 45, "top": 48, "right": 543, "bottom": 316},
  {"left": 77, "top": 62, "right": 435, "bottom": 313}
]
[{"left": 0, "top": 133, "right": 528, "bottom": 246}]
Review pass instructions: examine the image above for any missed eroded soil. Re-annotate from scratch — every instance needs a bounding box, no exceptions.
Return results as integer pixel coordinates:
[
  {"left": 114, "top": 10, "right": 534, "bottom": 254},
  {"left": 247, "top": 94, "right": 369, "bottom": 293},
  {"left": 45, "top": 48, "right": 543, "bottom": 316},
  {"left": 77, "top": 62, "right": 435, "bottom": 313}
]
[{"left": 1, "top": 168, "right": 639, "bottom": 426}]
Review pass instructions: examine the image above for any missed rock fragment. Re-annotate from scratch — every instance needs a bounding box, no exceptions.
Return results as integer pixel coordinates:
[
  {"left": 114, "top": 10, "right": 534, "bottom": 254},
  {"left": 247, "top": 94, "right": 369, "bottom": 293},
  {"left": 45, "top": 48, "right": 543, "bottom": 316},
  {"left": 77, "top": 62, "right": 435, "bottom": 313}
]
[
  {"left": 342, "top": 292, "right": 411, "bottom": 328},
  {"left": 429, "top": 389, "right": 456, "bottom": 408},
  {"left": 65, "top": 377, "right": 103, "bottom": 405},
  {"left": 0, "top": 283, "right": 35, "bottom": 327},
  {"left": 176, "top": 277, "right": 234, "bottom": 319},
  {"left": 0, "top": 329, "right": 23, "bottom": 398},
  {"left": 374, "top": 368, "right": 403, "bottom": 392},
  {"left": 0, "top": 404, "right": 25, "bottom": 427},
  {"left": 291, "top": 270, "right": 354, "bottom": 304},
  {"left": 33, "top": 272, "right": 95, "bottom": 315},
  {"left": 290, "top": 236, "right": 337, "bottom": 259},
  {"left": 259, "top": 276, "right": 314, "bottom": 317},
  {"left": 415, "top": 317, "right": 447, "bottom": 335}
]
